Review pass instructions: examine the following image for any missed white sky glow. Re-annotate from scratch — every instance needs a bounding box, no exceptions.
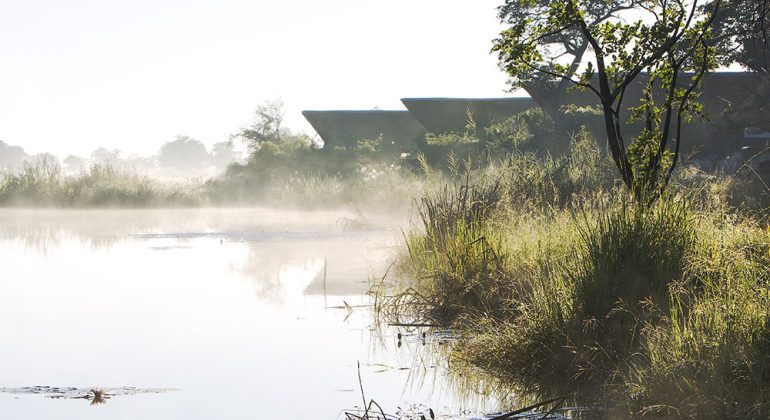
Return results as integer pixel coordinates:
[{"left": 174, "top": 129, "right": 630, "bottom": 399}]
[{"left": 0, "top": 0, "right": 510, "bottom": 158}]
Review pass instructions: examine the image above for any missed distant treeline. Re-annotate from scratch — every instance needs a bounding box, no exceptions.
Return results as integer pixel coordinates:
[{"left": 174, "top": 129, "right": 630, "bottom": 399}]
[{"left": 0, "top": 136, "right": 242, "bottom": 180}]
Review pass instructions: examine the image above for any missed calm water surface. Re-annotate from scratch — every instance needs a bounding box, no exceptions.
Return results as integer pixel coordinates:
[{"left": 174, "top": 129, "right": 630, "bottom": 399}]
[{"left": 0, "top": 208, "right": 490, "bottom": 419}]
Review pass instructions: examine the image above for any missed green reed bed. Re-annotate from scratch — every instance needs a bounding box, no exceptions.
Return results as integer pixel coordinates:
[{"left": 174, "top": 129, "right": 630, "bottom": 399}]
[
  {"left": 0, "top": 160, "right": 201, "bottom": 207},
  {"left": 378, "top": 144, "right": 770, "bottom": 418}
]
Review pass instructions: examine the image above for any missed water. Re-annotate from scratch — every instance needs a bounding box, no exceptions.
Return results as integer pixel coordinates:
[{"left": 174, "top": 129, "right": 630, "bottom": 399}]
[{"left": 0, "top": 208, "right": 491, "bottom": 420}]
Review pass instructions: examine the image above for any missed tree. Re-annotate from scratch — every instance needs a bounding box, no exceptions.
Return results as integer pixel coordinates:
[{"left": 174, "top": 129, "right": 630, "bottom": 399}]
[
  {"left": 63, "top": 155, "right": 88, "bottom": 173},
  {"left": 708, "top": 0, "right": 770, "bottom": 127},
  {"left": 495, "top": 0, "right": 644, "bottom": 124},
  {"left": 90, "top": 147, "right": 123, "bottom": 167},
  {"left": 494, "top": 0, "right": 721, "bottom": 198},
  {"left": 709, "top": 0, "right": 770, "bottom": 73},
  {"left": 237, "top": 99, "right": 287, "bottom": 153},
  {"left": 28, "top": 153, "right": 61, "bottom": 169},
  {"left": 125, "top": 154, "right": 157, "bottom": 174},
  {"left": 0, "top": 141, "right": 29, "bottom": 171},
  {"left": 210, "top": 140, "right": 240, "bottom": 170},
  {"left": 158, "top": 135, "right": 210, "bottom": 173}
]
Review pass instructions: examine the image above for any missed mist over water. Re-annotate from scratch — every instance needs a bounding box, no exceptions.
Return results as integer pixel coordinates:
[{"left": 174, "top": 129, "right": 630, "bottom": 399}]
[{"left": 0, "top": 208, "right": 492, "bottom": 419}]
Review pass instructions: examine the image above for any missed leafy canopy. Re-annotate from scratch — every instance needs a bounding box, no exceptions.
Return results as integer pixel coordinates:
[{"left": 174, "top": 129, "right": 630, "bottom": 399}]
[
  {"left": 709, "top": 0, "right": 770, "bottom": 74},
  {"left": 493, "top": 0, "right": 721, "bottom": 199}
]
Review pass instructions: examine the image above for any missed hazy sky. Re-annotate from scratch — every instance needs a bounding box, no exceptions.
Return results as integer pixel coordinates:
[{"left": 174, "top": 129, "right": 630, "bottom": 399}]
[{"left": 0, "top": 0, "right": 512, "bottom": 158}]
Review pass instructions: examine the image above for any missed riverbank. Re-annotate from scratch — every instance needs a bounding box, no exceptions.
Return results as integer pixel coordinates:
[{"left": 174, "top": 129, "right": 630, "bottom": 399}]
[{"left": 377, "top": 136, "right": 770, "bottom": 418}]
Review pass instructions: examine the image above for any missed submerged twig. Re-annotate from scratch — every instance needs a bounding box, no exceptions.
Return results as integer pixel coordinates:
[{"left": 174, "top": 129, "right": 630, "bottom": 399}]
[
  {"left": 358, "top": 361, "right": 368, "bottom": 419},
  {"left": 387, "top": 323, "right": 439, "bottom": 328},
  {"left": 539, "top": 397, "right": 566, "bottom": 419},
  {"left": 488, "top": 397, "right": 566, "bottom": 420}
]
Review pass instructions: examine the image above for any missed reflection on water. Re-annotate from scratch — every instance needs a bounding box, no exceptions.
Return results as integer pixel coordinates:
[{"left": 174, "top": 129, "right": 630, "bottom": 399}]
[
  {"left": 89, "top": 389, "right": 107, "bottom": 406},
  {"left": 0, "top": 208, "right": 495, "bottom": 419},
  {"left": 0, "top": 387, "right": 176, "bottom": 406},
  {"left": 0, "top": 208, "right": 397, "bottom": 251}
]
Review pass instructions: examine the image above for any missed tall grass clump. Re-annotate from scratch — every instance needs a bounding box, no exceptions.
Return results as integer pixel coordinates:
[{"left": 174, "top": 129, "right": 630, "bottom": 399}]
[
  {"left": 454, "top": 197, "right": 695, "bottom": 402},
  {"left": 571, "top": 198, "right": 693, "bottom": 353},
  {"left": 0, "top": 158, "right": 63, "bottom": 205},
  {"left": 628, "top": 218, "right": 770, "bottom": 418},
  {"left": 0, "top": 160, "right": 200, "bottom": 207},
  {"left": 386, "top": 171, "right": 512, "bottom": 326}
]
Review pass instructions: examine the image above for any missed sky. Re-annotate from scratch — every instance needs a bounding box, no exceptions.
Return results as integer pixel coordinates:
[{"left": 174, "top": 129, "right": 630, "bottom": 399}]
[{"left": 0, "top": 0, "right": 512, "bottom": 158}]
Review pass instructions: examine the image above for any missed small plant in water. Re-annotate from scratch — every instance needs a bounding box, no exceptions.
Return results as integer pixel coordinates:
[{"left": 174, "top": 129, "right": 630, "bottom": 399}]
[{"left": 89, "top": 388, "right": 108, "bottom": 405}]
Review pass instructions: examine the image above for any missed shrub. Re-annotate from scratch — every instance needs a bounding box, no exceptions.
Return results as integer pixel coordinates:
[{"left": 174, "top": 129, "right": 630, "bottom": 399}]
[{"left": 485, "top": 108, "right": 559, "bottom": 155}]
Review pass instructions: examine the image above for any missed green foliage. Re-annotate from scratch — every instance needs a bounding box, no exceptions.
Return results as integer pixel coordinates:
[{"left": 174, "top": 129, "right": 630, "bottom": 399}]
[
  {"left": 421, "top": 113, "right": 484, "bottom": 163},
  {"left": 492, "top": 129, "right": 617, "bottom": 210},
  {"left": 388, "top": 173, "right": 511, "bottom": 326},
  {"left": 208, "top": 98, "right": 436, "bottom": 209},
  {"left": 493, "top": 0, "right": 722, "bottom": 199},
  {"left": 709, "top": 0, "right": 770, "bottom": 73},
  {"left": 425, "top": 131, "right": 479, "bottom": 148},
  {"left": 378, "top": 134, "right": 770, "bottom": 416},
  {"left": 399, "top": 193, "right": 695, "bottom": 400},
  {"left": 484, "top": 106, "right": 607, "bottom": 157},
  {"left": 631, "top": 221, "right": 770, "bottom": 417},
  {"left": 417, "top": 173, "right": 501, "bottom": 249},
  {"left": 484, "top": 112, "right": 533, "bottom": 154},
  {"left": 356, "top": 136, "right": 382, "bottom": 153},
  {"left": 206, "top": 139, "right": 430, "bottom": 211},
  {"left": 568, "top": 197, "right": 693, "bottom": 365},
  {"left": 399, "top": 215, "right": 513, "bottom": 327},
  {"left": 236, "top": 99, "right": 289, "bottom": 152}
]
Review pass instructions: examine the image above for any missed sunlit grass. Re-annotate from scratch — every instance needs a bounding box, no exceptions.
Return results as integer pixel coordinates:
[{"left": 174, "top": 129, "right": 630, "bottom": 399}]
[{"left": 376, "top": 136, "right": 770, "bottom": 418}]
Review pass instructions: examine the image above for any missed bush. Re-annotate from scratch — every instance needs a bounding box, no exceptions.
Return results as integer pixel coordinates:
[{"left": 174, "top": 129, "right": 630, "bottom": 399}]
[
  {"left": 485, "top": 108, "right": 559, "bottom": 155},
  {"left": 489, "top": 129, "right": 617, "bottom": 211}
]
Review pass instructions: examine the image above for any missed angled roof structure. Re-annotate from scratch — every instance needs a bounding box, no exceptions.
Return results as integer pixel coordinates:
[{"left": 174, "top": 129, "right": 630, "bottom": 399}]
[
  {"left": 400, "top": 97, "right": 537, "bottom": 135},
  {"left": 301, "top": 110, "right": 425, "bottom": 151},
  {"left": 302, "top": 72, "right": 770, "bottom": 158}
]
